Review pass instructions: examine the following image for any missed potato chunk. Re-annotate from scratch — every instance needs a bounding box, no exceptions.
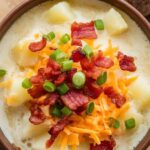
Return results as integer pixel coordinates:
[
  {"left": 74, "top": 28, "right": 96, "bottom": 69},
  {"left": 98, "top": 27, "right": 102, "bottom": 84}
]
[
  {"left": 104, "top": 8, "right": 128, "bottom": 35},
  {"left": 45, "top": 2, "right": 74, "bottom": 24},
  {"left": 12, "top": 41, "right": 38, "bottom": 67},
  {"left": 6, "top": 77, "right": 31, "bottom": 106},
  {"left": 128, "top": 77, "right": 150, "bottom": 110},
  {"left": 23, "top": 122, "right": 50, "bottom": 139}
]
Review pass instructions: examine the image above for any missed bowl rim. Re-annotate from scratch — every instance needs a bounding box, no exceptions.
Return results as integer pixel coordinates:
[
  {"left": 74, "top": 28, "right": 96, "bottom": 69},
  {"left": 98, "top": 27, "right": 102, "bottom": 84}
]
[{"left": 0, "top": 0, "right": 150, "bottom": 150}]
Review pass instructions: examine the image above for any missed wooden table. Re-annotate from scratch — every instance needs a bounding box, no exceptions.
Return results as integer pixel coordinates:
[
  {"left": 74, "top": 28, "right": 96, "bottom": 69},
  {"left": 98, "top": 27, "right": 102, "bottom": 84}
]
[{"left": 0, "top": 0, "right": 149, "bottom": 150}]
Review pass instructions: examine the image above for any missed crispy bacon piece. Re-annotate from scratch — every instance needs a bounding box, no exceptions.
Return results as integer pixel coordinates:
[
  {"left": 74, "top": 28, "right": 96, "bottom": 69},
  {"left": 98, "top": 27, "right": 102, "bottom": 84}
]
[
  {"left": 44, "top": 93, "right": 59, "bottom": 106},
  {"left": 54, "top": 73, "right": 67, "bottom": 86},
  {"left": 104, "top": 87, "right": 126, "bottom": 108},
  {"left": 46, "top": 117, "right": 70, "bottom": 148},
  {"left": 30, "top": 74, "right": 44, "bottom": 85},
  {"left": 71, "top": 39, "right": 82, "bottom": 46},
  {"left": 71, "top": 21, "right": 97, "bottom": 40},
  {"left": 47, "top": 58, "right": 61, "bottom": 76},
  {"left": 71, "top": 47, "right": 85, "bottom": 62},
  {"left": 80, "top": 57, "right": 101, "bottom": 79},
  {"left": 93, "top": 51, "right": 114, "bottom": 69},
  {"left": 90, "top": 139, "right": 116, "bottom": 150},
  {"left": 28, "top": 85, "right": 46, "bottom": 98},
  {"left": 84, "top": 78, "right": 103, "bottom": 99},
  {"left": 61, "top": 90, "right": 88, "bottom": 110},
  {"left": 29, "top": 38, "right": 46, "bottom": 52},
  {"left": 80, "top": 57, "right": 95, "bottom": 71},
  {"left": 117, "top": 51, "right": 136, "bottom": 72},
  {"left": 29, "top": 105, "right": 46, "bottom": 125}
]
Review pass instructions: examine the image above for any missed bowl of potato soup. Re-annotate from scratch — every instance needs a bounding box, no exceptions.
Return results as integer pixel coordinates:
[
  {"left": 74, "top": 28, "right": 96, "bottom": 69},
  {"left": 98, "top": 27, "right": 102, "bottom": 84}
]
[{"left": 0, "top": 0, "right": 150, "bottom": 150}]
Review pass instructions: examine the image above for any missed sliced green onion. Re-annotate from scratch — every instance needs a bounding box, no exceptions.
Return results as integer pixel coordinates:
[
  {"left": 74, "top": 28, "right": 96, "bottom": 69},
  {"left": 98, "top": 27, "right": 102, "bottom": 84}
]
[
  {"left": 62, "top": 60, "right": 73, "bottom": 72},
  {"left": 47, "top": 32, "right": 55, "bottom": 41},
  {"left": 61, "top": 106, "right": 72, "bottom": 116},
  {"left": 60, "top": 34, "right": 70, "bottom": 44},
  {"left": 43, "top": 81, "right": 56, "bottom": 93},
  {"left": 22, "top": 78, "right": 32, "bottom": 89},
  {"left": 57, "top": 83, "right": 69, "bottom": 95},
  {"left": 0, "top": 69, "right": 6, "bottom": 77},
  {"left": 86, "top": 102, "right": 95, "bottom": 115},
  {"left": 97, "top": 72, "right": 107, "bottom": 85},
  {"left": 94, "top": 19, "right": 104, "bottom": 30},
  {"left": 43, "top": 32, "right": 55, "bottom": 41},
  {"left": 125, "top": 118, "right": 136, "bottom": 129},
  {"left": 72, "top": 72, "right": 86, "bottom": 89},
  {"left": 50, "top": 49, "right": 67, "bottom": 63},
  {"left": 109, "top": 118, "right": 120, "bottom": 129},
  {"left": 82, "top": 45, "right": 93, "bottom": 58},
  {"left": 51, "top": 104, "right": 62, "bottom": 118}
]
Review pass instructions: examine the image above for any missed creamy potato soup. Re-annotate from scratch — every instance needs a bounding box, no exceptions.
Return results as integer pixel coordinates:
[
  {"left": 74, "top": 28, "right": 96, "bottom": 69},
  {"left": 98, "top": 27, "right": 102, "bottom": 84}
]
[{"left": 0, "top": 0, "right": 150, "bottom": 150}]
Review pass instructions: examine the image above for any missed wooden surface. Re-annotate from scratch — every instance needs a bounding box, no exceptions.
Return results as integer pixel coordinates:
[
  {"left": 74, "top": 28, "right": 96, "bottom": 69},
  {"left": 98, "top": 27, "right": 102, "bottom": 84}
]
[{"left": 0, "top": 0, "right": 149, "bottom": 150}]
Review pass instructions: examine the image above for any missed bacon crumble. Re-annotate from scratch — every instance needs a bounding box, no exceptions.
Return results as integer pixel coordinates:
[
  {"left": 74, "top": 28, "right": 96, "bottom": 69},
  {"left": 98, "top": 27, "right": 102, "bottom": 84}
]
[
  {"left": 90, "top": 138, "right": 116, "bottom": 150},
  {"left": 46, "top": 117, "right": 70, "bottom": 148},
  {"left": 29, "top": 105, "right": 46, "bottom": 125},
  {"left": 61, "top": 90, "right": 89, "bottom": 110},
  {"left": 117, "top": 51, "right": 136, "bottom": 72},
  {"left": 29, "top": 38, "right": 47, "bottom": 52},
  {"left": 93, "top": 50, "right": 114, "bottom": 69},
  {"left": 104, "top": 86, "right": 126, "bottom": 108}
]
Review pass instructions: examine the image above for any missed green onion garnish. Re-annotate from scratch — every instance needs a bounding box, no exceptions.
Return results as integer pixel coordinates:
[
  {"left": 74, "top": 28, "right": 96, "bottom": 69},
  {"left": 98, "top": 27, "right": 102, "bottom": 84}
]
[
  {"left": 43, "top": 32, "right": 55, "bottom": 41},
  {"left": 109, "top": 117, "right": 120, "bottom": 129},
  {"left": 61, "top": 106, "right": 72, "bottom": 116},
  {"left": 82, "top": 45, "right": 93, "bottom": 58},
  {"left": 43, "top": 81, "right": 56, "bottom": 93},
  {"left": 97, "top": 72, "right": 107, "bottom": 85},
  {"left": 22, "top": 78, "right": 32, "bottom": 89},
  {"left": 51, "top": 104, "right": 62, "bottom": 118},
  {"left": 86, "top": 102, "right": 95, "bottom": 115},
  {"left": 62, "top": 60, "right": 73, "bottom": 72},
  {"left": 50, "top": 49, "right": 67, "bottom": 63},
  {"left": 60, "top": 34, "right": 70, "bottom": 44},
  {"left": 94, "top": 19, "right": 104, "bottom": 30},
  {"left": 57, "top": 83, "right": 69, "bottom": 95},
  {"left": 125, "top": 118, "right": 136, "bottom": 129},
  {"left": 47, "top": 32, "right": 55, "bottom": 41},
  {"left": 0, "top": 69, "right": 6, "bottom": 77},
  {"left": 72, "top": 71, "right": 86, "bottom": 89}
]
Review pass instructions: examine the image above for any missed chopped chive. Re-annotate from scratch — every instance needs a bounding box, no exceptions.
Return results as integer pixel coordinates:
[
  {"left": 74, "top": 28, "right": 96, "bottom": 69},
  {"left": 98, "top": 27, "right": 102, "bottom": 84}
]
[
  {"left": 61, "top": 106, "right": 72, "bottom": 116},
  {"left": 50, "top": 49, "right": 67, "bottom": 63},
  {"left": 0, "top": 69, "right": 6, "bottom": 77},
  {"left": 86, "top": 102, "right": 94, "bottom": 115},
  {"left": 97, "top": 72, "right": 107, "bottom": 85},
  {"left": 94, "top": 19, "right": 104, "bottom": 30},
  {"left": 51, "top": 104, "right": 62, "bottom": 118},
  {"left": 82, "top": 45, "right": 93, "bottom": 58},
  {"left": 62, "top": 60, "right": 73, "bottom": 72},
  {"left": 57, "top": 83, "right": 69, "bottom": 95},
  {"left": 43, "top": 32, "right": 55, "bottom": 41},
  {"left": 125, "top": 118, "right": 136, "bottom": 129},
  {"left": 60, "top": 34, "right": 70, "bottom": 44},
  {"left": 22, "top": 78, "right": 32, "bottom": 89},
  {"left": 72, "top": 71, "right": 86, "bottom": 89},
  {"left": 47, "top": 32, "right": 55, "bottom": 41},
  {"left": 43, "top": 81, "right": 56, "bottom": 93},
  {"left": 109, "top": 118, "right": 120, "bottom": 129}
]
